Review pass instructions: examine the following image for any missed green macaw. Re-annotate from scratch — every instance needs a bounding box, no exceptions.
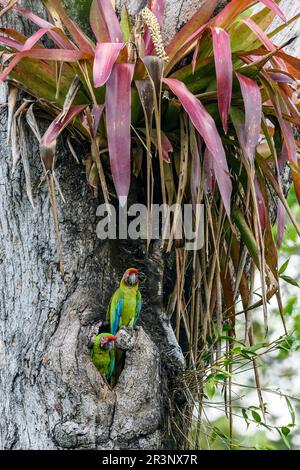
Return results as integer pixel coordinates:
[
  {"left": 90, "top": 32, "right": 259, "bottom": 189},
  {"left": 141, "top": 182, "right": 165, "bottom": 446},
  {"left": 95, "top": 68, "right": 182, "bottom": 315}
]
[
  {"left": 106, "top": 268, "right": 142, "bottom": 336},
  {"left": 89, "top": 333, "right": 117, "bottom": 380}
]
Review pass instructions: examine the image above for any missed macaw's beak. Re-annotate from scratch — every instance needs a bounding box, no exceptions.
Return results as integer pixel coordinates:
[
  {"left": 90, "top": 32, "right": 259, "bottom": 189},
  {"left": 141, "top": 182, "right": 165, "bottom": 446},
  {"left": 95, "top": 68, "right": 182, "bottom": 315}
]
[
  {"left": 128, "top": 273, "right": 138, "bottom": 285},
  {"left": 106, "top": 335, "right": 117, "bottom": 350}
]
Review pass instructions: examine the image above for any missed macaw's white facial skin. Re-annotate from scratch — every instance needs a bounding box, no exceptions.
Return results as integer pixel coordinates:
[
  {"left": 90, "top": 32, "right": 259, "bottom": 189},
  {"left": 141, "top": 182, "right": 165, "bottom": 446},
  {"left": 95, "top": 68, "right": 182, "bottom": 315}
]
[{"left": 123, "top": 269, "right": 139, "bottom": 287}]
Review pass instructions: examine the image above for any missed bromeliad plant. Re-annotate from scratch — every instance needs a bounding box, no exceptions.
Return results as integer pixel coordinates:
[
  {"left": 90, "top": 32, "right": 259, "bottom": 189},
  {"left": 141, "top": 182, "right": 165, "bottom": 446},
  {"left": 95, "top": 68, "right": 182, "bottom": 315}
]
[{"left": 1, "top": 0, "right": 300, "bottom": 428}]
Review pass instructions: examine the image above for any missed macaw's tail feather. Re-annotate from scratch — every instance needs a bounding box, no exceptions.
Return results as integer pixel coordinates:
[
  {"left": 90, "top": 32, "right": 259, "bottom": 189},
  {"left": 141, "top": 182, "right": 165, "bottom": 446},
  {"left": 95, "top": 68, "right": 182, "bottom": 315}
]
[{"left": 111, "top": 348, "right": 125, "bottom": 387}]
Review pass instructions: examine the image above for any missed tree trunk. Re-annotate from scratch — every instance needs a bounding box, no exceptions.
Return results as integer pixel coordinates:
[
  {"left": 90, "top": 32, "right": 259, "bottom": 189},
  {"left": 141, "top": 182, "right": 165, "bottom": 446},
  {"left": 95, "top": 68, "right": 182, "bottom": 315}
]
[
  {"left": 0, "top": 0, "right": 299, "bottom": 451},
  {"left": 0, "top": 0, "right": 188, "bottom": 451}
]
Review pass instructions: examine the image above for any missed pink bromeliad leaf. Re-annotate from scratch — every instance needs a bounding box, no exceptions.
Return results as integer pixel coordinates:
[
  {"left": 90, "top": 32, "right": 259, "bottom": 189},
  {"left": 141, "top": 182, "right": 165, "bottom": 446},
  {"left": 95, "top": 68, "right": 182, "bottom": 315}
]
[
  {"left": 213, "top": 0, "right": 285, "bottom": 28},
  {"left": 190, "top": 131, "right": 201, "bottom": 207},
  {"left": 0, "top": 0, "right": 72, "bottom": 48},
  {"left": 276, "top": 143, "right": 288, "bottom": 246},
  {"left": 0, "top": 35, "right": 24, "bottom": 51},
  {"left": 41, "top": 105, "right": 87, "bottom": 146},
  {"left": 277, "top": 199, "right": 285, "bottom": 246},
  {"left": 273, "top": 96, "right": 297, "bottom": 166},
  {"left": 235, "top": 72, "right": 262, "bottom": 162},
  {"left": 259, "top": 0, "right": 286, "bottom": 22},
  {"left": 254, "top": 177, "right": 267, "bottom": 231},
  {"left": 93, "top": 42, "right": 123, "bottom": 88},
  {"left": 166, "top": 0, "right": 218, "bottom": 59},
  {"left": 211, "top": 26, "right": 232, "bottom": 134},
  {"left": 91, "top": 104, "right": 105, "bottom": 137},
  {"left": 0, "top": 26, "right": 91, "bottom": 83},
  {"left": 39, "top": 0, "right": 95, "bottom": 54},
  {"left": 90, "top": 0, "right": 122, "bottom": 43},
  {"left": 106, "top": 63, "right": 135, "bottom": 205},
  {"left": 3, "top": 48, "right": 91, "bottom": 61},
  {"left": 144, "top": 0, "right": 164, "bottom": 55},
  {"left": 163, "top": 77, "right": 232, "bottom": 216},
  {"left": 243, "top": 18, "right": 287, "bottom": 71},
  {"left": 0, "top": 27, "right": 52, "bottom": 82},
  {"left": 203, "top": 148, "right": 215, "bottom": 194},
  {"left": 149, "top": 129, "right": 173, "bottom": 162}
]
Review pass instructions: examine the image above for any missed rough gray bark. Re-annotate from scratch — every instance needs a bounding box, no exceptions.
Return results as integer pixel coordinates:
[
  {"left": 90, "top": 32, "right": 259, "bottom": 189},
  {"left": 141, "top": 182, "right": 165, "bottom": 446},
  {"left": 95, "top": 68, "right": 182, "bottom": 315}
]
[
  {"left": 0, "top": 0, "right": 189, "bottom": 451},
  {"left": 0, "top": 89, "right": 173, "bottom": 449}
]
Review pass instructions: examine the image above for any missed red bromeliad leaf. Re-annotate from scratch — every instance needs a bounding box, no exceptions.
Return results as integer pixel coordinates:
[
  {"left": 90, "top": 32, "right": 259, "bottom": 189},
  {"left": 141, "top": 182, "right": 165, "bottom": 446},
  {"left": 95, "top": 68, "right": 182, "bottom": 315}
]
[
  {"left": 243, "top": 18, "right": 287, "bottom": 71},
  {"left": 277, "top": 199, "right": 285, "bottom": 245},
  {"left": 273, "top": 97, "right": 297, "bottom": 165},
  {"left": 8, "top": 48, "right": 91, "bottom": 61},
  {"left": 190, "top": 129, "right": 201, "bottom": 207},
  {"left": 135, "top": 79, "right": 154, "bottom": 125},
  {"left": 235, "top": 72, "right": 262, "bottom": 162},
  {"left": 149, "top": 129, "right": 173, "bottom": 162},
  {"left": 144, "top": 0, "right": 164, "bottom": 55},
  {"left": 41, "top": 105, "right": 87, "bottom": 146},
  {"left": 203, "top": 147, "right": 215, "bottom": 194},
  {"left": 268, "top": 71, "right": 294, "bottom": 84},
  {"left": 259, "top": 0, "right": 286, "bottom": 22},
  {"left": 191, "top": 39, "right": 200, "bottom": 74},
  {"left": 163, "top": 78, "right": 232, "bottom": 216},
  {"left": 213, "top": 0, "right": 285, "bottom": 28},
  {"left": 291, "top": 158, "right": 300, "bottom": 206},
  {"left": 90, "top": 0, "right": 122, "bottom": 43},
  {"left": 276, "top": 142, "right": 287, "bottom": 246},
  {"left": 181, "top": 23, "right": 207, "bottom": 49},
  {"left": 91, "top": 104, "right": 104, "bottom": 137},
  {"left": 161, "top": 132, "right": 173, "bottom": 162},
  {"left": 254, "top": 176, "right": 267, "bottom": 231},
  {"left": 166, "top": 0, "right": 219, "bottom": 59},
  {"left": 0, "top": 1, "right": 72, "bottom": 48},
  {"left": 211, "top": 26, "right": 232, "bottom": 134},
  {"left": 42, "top": 0, "right": 95, "bottom": 54},
  {"left": 93, "top": 42, "right": 123, "bottom": 88},
  {"left": 0, "top": 35, "right": 23, "bottom": 51},
  {"left": 0, "top": 27, "right": 52, "bottom": 82},
  {"left": 106, "top": 63, "right": 135, "bottom": 205}
]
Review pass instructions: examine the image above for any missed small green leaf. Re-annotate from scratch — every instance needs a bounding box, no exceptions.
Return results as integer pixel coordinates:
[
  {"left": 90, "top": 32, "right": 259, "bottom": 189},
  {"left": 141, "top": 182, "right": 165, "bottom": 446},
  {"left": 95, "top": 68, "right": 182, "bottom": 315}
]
[
  {"left": 281, "top": 426, "right": 291, "bottom": 436},
  {"left": 285, "top": 397, "right": 295, "bottom": 426},
  {"left": 204, "top": 380, "right": 216, "bottom": 400},
  {"left": 242, "top": 408, "right": 250, "bottom": 429},
  {"left": 280, "top": 430, "right": 291, "bottom": 450},
  {"left": 279, "top": 258, "right": 290, "bottom": 275},
  {"left": 252, "top": 410, "right": 262, "bottom": 423},
  {"left": 280, "top": 275, "right": 300, "bottom": 288}
]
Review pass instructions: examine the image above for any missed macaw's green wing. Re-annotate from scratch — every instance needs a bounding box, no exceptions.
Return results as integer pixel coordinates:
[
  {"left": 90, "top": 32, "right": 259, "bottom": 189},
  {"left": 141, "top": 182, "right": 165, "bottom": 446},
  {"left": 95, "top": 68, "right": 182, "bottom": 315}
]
[
  {"left": 108, "top": 289, "right": 124, "bottom": 335},
  {"left": 133, "top": 290, "right": 142, "bottom": 327},
  {"left": 88, "top": 337, "right": 95, "bottom": 357}
]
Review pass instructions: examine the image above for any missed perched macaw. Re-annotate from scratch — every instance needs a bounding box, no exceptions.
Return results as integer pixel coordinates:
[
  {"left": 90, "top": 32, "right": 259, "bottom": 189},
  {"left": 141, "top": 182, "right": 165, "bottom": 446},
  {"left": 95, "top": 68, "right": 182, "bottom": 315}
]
[
  {"left": 106, "top": 268, "right": 142, "bottom": 336},
  {"left": 89, "top": 333, "right": 117, "bottom": 380}
]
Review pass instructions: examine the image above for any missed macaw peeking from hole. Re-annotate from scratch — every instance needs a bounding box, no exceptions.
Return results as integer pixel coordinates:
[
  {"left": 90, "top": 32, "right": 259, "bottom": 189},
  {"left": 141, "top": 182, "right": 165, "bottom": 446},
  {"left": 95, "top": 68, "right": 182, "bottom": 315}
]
[
  {"left": 89, "top": 333, "right": 117, "bottom": 380},
  {"left": 106, "top": 268, "right": 142, "bottom": 336}
]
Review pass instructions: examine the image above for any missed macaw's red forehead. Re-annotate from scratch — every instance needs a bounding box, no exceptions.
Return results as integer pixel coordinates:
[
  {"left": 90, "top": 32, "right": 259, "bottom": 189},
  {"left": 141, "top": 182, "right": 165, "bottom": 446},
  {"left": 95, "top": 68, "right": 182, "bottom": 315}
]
[
  {"left": 107, "top": 335, "right": 117, "bottom": 342},
  {"left": 126, "top": 268, "right": 139, "bottom": 275},
  {"left": 101, "top": 335, "right": 117, "bottom": 342}
]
